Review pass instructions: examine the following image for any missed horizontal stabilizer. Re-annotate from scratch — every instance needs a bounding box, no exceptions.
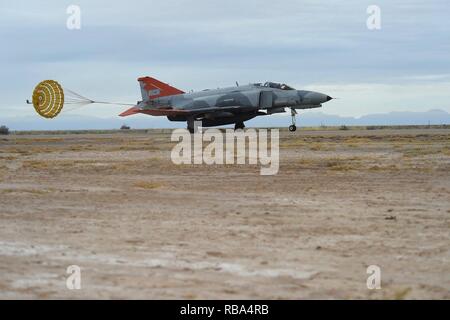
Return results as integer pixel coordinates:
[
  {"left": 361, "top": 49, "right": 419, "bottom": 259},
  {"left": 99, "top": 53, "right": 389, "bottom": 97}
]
[
  {"left": 119, "top": 106, "right": 140, "bottom": 117},
  {"left": 119, "top": 106, "right": 189, "bottom": 117}
]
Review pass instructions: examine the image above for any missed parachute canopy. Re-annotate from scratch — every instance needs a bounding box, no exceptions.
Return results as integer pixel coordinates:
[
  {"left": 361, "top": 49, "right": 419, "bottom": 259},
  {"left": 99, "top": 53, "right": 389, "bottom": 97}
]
[
  {"left": 31, "top": 80, "right": 95, "bottom": 119},
  {"left": 30, "top": 79, "right": 135, "bottom": 119},
  {"left": 32, "top": 80, "right": 65, "bottom": 118}
]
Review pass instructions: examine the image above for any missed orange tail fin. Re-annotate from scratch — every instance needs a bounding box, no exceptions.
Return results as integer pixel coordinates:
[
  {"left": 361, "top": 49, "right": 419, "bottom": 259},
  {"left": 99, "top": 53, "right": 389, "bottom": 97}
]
[{"left": 138, "top": 76, "right": 184, "bottom": 101}]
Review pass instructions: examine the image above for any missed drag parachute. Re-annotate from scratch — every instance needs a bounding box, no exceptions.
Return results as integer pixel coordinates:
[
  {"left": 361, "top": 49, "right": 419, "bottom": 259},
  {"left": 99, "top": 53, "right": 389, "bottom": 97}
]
[
  {"left": 29, "top": 79, "right": 132, "bottom": 119},
  {"left": 31, "top": 80, "right": 64, "bottom": 118}
]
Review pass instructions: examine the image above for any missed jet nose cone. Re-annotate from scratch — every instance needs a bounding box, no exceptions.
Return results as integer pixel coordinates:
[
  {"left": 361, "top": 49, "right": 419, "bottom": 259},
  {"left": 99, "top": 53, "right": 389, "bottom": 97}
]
[{"left": 304, "top": 92, "right": 332, "bottom": 104}]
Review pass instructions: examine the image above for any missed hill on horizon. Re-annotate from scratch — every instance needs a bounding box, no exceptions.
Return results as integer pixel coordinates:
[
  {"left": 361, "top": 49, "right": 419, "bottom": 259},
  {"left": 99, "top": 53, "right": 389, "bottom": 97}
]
[{"left": 2, "top": 109, "right": 450, "bottom": 131}]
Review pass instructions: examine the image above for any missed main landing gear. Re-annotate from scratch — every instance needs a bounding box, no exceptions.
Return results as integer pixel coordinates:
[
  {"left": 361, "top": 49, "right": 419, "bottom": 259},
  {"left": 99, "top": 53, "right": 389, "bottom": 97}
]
[
  {"left": 187, "top": 120, "right": 246, "bottom": 133},
  {"left": 234, "top": 122, "right": 245, "bottom": 130},
  {"left": 187, "top": 118, "right": 198, "bottom": 133},
  {"left": 289, "top": 108, "right": 297, "bottom": 132}
]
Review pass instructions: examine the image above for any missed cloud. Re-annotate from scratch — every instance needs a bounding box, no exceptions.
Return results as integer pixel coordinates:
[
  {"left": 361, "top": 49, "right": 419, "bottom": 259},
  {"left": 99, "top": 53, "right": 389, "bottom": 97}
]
[
  {"left": 303, "top": 82, "right": 450, "bottom": 116},
  {"left": 1, "top": 0, "right": 449, "bottom": 124}
]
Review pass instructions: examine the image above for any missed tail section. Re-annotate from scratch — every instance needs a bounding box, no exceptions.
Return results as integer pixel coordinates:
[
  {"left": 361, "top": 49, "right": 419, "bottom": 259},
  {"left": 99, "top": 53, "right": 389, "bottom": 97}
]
[{"left": 138, "top": 76, "right": 184, "bottom": 101}]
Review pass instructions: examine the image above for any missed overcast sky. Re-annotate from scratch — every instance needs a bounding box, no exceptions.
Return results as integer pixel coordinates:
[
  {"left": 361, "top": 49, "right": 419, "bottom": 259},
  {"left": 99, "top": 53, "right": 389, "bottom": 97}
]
[{"left": 1, "top": 0, "right": 449, "bottom": 121}]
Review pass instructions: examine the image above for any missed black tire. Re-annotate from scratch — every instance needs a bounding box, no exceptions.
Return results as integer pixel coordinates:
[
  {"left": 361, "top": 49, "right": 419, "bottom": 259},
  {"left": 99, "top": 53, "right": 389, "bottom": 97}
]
[
  {"left": 234, "top": 122, "right": 245, "bottom": 130},
  {"left": 289, "top": 125, "right": 297, "bottom": 132}
]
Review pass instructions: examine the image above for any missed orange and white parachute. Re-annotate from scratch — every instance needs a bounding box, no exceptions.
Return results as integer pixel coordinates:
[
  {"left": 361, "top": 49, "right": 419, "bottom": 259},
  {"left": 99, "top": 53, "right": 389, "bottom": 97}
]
[
  {"left": 31, "top": 80, "right": 65, "bottom": 118},
  {"left": 31, "top": 80, "right": 95, "bottom": 118},
  {"left": 30, "top": 79, "right": 135, "bottom": 119}
]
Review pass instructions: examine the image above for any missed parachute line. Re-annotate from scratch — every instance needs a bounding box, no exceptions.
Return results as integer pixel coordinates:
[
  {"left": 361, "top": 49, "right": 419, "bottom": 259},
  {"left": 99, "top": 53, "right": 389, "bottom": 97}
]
[{"left": 30, "top": 80, "right": 135, "bottom": 119}]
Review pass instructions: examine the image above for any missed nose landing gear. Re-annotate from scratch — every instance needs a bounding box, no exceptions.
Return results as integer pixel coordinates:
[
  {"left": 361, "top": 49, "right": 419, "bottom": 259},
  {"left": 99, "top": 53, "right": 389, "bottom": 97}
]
[{"left": 289, "top": 108, "right": 297, "bottom": 132}]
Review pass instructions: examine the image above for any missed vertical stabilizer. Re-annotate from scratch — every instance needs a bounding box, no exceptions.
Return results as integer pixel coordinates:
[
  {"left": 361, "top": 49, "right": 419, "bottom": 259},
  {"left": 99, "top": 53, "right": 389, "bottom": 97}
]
[{"left": 137, "top": 76, "right": 184, "bottom": 101}]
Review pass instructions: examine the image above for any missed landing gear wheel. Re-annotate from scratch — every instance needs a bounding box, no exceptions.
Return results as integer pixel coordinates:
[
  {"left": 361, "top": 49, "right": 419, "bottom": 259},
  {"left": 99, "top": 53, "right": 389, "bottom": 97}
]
[
  {"left": 289, "top": 108, "right": 297, "bottom": 133},
  {"left": 234, "top": 122, "right": 245, "bottom": 130}
]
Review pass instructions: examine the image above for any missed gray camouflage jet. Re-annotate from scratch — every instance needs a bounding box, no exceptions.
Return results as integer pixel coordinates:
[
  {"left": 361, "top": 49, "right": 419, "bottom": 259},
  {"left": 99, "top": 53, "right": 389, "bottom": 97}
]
[{"left": 120, "top": 76, "right": 333, "bottom": 132}]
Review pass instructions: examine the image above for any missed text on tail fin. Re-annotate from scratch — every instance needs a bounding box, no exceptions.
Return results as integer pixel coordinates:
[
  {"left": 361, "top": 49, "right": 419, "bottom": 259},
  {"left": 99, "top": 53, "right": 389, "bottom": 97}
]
[{"left": 138, "top": 76, "right": 184, "bottom": 101}]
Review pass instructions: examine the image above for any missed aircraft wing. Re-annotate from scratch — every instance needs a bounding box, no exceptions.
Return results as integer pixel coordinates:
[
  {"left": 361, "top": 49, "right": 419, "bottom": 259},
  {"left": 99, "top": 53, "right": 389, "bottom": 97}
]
[{"left": 119, "top": 105, "right": 246, "bottom": 117}]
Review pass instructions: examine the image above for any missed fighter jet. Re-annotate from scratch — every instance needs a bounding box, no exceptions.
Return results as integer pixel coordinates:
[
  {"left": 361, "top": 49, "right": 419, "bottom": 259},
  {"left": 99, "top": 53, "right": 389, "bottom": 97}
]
[{"left": 120, "top": 77, "right": 333, "bottom": 132}]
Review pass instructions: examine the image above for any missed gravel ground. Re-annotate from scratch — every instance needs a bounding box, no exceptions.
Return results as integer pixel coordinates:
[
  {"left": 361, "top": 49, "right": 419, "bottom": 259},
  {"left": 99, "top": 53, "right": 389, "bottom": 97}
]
[{"left": 0, "top": 128, "right": 449, "bottom": 299}]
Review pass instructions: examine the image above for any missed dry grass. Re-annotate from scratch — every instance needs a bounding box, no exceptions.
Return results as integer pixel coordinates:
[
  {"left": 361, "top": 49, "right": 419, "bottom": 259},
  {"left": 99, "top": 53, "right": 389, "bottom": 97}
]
[
  {"left": 0, "top": 188, "right": 49, "bottom": 194},
  {"left": 23, "top": 160, "right": 49, "bottom": 169},
  {"left": 342, "top": 137, "right": 373, "bottom": 144},
  {"left": 133, "top": 181, "right": 164, "bottom": 189},
  {"left": 284, "top": 156, "right": 372, "bottom": 171},
  {"left": 402, "top": 147, "right": 444, "bottom": 158},
  {"left": 9, "top": 137, "right": 64, "bottom": 144},
  {"left": 0, "top": 155, "right": 17, "bottom": 161},
  {"left": 325, "top": 159, "right": 354, "bottom": 171},
  {"left": 392, "top": 287, "right": 413, "bottom": 300},
  {"left": 280, "top": 139, "right": 307, "bottom": 148},
  {"left": 5, "top": 148, "right": 31, "bottom": 155},
  {"left": 308, "top": 142, "right": 335, "bottom": 151}
]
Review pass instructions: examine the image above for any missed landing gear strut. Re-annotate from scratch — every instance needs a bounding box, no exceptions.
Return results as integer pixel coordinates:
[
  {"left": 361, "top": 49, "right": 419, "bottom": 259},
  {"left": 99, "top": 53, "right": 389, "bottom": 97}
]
[
  {"left": 187, "top": 119, "right": 194, "bottom": 133},
  {"left": 289, "top": 108, "right": 297, "bottom": 132},
  {"left": 187, "top": 119, "right": 201, "bottom": 133},
  {"left": 234, "top": 122, "right": 245, "bottom": 130}
]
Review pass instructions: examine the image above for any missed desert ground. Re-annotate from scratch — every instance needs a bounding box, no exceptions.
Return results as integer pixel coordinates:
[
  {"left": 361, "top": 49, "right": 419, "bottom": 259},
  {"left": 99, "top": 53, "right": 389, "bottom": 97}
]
[{"left": 0, "top": 127, "right": 449, "bottom": 299}]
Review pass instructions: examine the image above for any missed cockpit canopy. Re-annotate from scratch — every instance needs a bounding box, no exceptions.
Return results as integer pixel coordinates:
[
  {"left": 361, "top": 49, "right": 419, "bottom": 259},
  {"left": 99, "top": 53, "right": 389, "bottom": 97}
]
[{"left": 262, "top": 82, "right": 295, "bottom": 90}]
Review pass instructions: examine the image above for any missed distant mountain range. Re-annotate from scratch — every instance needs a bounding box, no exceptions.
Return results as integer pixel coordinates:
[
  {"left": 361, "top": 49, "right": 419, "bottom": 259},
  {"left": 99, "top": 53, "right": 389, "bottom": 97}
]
[{"left": 2, "top": 109, "right": 450, "bottom": 131}]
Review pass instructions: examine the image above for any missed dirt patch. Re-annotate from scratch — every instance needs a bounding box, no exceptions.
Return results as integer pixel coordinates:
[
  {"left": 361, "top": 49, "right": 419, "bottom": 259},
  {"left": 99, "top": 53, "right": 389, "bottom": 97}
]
[{"left": 0, "top": 128, "right": 449, "bottom": 299}]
